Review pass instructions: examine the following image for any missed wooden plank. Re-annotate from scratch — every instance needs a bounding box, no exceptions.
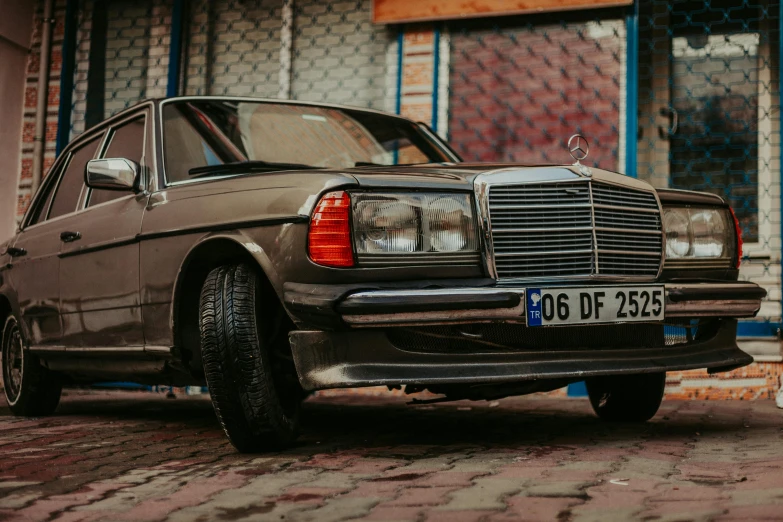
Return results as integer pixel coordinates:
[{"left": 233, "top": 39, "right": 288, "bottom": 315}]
[{"left": 373, "top": 0, "right": 632, "bottom": 24}]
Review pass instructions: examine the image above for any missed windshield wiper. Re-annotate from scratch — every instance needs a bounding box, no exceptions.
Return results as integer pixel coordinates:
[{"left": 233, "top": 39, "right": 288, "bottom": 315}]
[
  {"left": 354, "top": 161, "right": 437, "bottom": 168},
  {"left": 188, "top": 160, "right": 319, "bottom": 178},
  {"left": 354, "top": 161, "right": 385, "bottom": 168}
]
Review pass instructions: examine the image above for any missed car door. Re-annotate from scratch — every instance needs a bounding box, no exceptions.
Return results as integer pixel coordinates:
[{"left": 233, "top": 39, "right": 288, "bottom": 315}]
[
  {"left": 6, "top": 158, "right": 68, "bottom": 347},
  {"left": 8, "top": 132, "right": 106, "bottom": 347},
  {"left": 58, "top": 110, "right": 151, "bottom": 348}
]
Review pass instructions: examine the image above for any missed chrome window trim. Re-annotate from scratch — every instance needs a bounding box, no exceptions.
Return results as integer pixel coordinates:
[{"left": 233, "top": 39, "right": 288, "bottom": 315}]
[{"left": 474, "top": 166, "right": 665, "bottom": 283}]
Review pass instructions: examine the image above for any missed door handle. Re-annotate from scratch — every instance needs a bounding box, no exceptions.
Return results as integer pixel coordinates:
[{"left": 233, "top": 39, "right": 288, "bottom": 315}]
[
  {"left": 60, "top": 231, "right": 82, "bottom": 243},
  {"left": 5, "top": 247, "right": 26, "bottom": 257}
]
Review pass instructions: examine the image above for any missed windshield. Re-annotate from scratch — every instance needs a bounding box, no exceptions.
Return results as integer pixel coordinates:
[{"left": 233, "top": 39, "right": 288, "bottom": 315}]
[{"left": 162, "top": 100, "right": 454, "bottom": 183}]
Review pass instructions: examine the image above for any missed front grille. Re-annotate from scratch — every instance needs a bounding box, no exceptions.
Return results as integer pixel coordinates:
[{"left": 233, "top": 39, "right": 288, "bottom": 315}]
[
  {"left": 387, "top": 320, "right": 718, "bottom": 355},
  {"left": 487, "top": 180, "right": 662, "bottom": 280}
]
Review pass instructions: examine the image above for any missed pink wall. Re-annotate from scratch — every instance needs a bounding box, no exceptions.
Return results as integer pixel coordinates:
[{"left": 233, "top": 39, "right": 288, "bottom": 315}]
[
  {"left": 0, "top": 0, "right": 34, "bottom": 241},
  {"left": 449, "top": 23, "right": 621, "bottom": 168}
]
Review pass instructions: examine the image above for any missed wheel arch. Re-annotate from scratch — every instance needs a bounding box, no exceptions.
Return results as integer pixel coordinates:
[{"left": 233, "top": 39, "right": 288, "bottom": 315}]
[
  {"left": 0, "top": 293, "right": 11, "bottom": 337},
  {"left": 171, "top": 231, "right": 283, "bottom": 377}
]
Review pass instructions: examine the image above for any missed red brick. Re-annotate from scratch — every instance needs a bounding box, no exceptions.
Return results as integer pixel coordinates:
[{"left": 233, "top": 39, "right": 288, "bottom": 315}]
[{"left": 386, "top": 486, "right": 461, "bottom": 507}]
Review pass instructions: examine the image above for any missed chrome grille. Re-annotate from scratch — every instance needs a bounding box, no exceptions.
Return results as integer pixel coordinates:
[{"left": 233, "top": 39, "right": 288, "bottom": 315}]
[{"left": 487, "top": 180, "right": 662, "bottom": 280}]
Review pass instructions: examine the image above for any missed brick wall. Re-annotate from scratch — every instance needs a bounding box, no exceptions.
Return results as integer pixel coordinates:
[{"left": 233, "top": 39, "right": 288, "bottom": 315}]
[
  {"left": 185, "top": 0, "right": 282, "bottom": 97},
  {"left": 16, "top": 0, "right": 66, "bottom": 224},
  {"left": 103, "top": 1, "right": 172, "bottom": 116},
  {"left": 448, "top": 20, "right": 624, "bottom": 168},
  {"left": 290, "top": 0, "right": 395, "bottom": 109},
  {"left": 399, "top": 27, "right": 435, "bottom": 123}
]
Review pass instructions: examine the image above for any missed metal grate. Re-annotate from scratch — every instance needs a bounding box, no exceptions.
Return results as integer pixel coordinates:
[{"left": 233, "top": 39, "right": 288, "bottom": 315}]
[
  {"left": 487, "top": 180, "right": 662, "bottom": 281},
  {"left": 636, "top": 0, "right": 781, "bottom": 329},
  {"left": 448, "top": 18, "right": 624, "bottom": 168}
]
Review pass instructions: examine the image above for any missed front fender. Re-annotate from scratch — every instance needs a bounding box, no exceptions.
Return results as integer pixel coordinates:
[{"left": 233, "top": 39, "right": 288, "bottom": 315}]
[{"left": 184, "top": 230, "right": 284, "bottom": 295}]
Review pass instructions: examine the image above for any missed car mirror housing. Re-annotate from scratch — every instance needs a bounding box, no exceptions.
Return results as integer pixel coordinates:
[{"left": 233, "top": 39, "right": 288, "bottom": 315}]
[{"left": 85, "top": 158, "right": 140, "bottom": 192}]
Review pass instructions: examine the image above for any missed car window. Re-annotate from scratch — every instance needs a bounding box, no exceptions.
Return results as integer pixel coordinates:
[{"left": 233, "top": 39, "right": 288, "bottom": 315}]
[
  {"left": 48, "top": 134, "right": 104, "bottom": 220},
  {"left": 163, "top": 105, "right": 223, "bottom": 184},
  {"left": 162, "top": 101, "right": 451, "bottom": 184},
  {"left": 27, "top": 157, "right": 67, "bottom": 226},
  {"left": 89, "top": 115, "right": 146, "bottom": 207}
]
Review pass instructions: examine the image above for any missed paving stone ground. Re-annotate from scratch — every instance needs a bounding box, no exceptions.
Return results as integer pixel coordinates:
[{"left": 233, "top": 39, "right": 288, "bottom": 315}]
[{"left": 0, "top": 389, "right": 782, "bottom": 521}]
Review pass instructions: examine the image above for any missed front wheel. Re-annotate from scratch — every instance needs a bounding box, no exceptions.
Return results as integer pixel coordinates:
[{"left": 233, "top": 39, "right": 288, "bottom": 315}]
[
  {"left": 2, "top": 315, "right": 62, "bottom": 416},
  {"left": 586, "top": 373, "right": 665, "bottom": 422},
  {"left": 199, "top": 263, "right": 301, "bottom": 452}
]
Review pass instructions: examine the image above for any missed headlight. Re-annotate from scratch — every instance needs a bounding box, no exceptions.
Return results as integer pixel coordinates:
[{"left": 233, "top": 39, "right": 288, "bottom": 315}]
[
  {"left": 353, "top": 193, "right": 478, "bottom": 254},
  {"left": 664, "top": 208, "right": 690, "bottom": 258},
  {"left": 663, "top": 207, "right": 732, "bottom": 261}
]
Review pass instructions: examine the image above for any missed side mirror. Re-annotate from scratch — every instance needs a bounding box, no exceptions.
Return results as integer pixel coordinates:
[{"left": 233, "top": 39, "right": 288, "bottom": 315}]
[{"left": 85, "top": 158, "right": 140, "bottom": 192}]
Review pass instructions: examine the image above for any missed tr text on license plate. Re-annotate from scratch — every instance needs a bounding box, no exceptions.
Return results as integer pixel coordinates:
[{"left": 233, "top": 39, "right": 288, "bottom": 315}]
[{"left": 525, "top": 286, "right": 664, "bottom": 326}]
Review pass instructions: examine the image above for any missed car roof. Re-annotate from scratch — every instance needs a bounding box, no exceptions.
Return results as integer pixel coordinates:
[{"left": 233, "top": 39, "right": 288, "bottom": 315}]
[{"left": 111, "top": 95, "right": 414, "bottom": 123}]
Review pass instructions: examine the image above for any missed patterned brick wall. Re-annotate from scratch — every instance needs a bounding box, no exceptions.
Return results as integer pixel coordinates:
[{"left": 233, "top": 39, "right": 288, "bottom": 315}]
[
  {"left": 103, "top": 1, "right": 172, "bottom": 116},
  {"left": 17, "top": 0, "right": 173, "bottom": 221},
  {"left": 290, "top": 0, "right": 395, "bottom": 110},
  {"left": 665, "top": 364, "right": 783, "bottom": 401},
  {"left": 448, "top": 20, "right": 624, "bottom": 167},
  {"left": 399, "top": 27, "right": 435, "bottom": 123},
  {"left": 16, "top": 0, "right": 66, "bottom": 224},
  {"left": 68, "top": 0, "right": 92, "bottom": 139},
  {"left": 185, "top": 0, "right": 282, "bottom": 97}
]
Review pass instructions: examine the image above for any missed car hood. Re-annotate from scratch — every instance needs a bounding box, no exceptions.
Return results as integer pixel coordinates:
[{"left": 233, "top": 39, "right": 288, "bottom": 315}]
[{"left": 343, "top": 163, "right": 654, "bottom": 192}]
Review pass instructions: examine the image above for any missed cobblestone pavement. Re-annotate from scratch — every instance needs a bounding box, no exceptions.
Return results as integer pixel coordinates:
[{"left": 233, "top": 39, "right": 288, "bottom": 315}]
[{"left": 0, "top": 390, "right": 782, "bottom": 521}]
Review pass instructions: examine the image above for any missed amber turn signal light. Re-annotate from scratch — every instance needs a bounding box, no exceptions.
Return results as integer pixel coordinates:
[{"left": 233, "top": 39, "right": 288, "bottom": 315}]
[{"left": 308, "top": 191, "right": 354, "bottom": 268}]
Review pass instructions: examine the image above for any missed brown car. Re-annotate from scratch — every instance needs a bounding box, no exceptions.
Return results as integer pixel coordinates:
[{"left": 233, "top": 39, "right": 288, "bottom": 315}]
[{"left": 0, "top": 97, "right": 766, "bottom": 452}]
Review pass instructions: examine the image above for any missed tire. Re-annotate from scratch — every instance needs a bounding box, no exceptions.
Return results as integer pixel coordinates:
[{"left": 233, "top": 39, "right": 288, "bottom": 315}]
[
  {"left": 199, "top": 263, "right": 301, "bottom": 452},
  {"left": 586, "top": 372, "right": 665, "bottom": 422},
  {"left": 2, "top": 315, "right": 62, "bottom": 416}
]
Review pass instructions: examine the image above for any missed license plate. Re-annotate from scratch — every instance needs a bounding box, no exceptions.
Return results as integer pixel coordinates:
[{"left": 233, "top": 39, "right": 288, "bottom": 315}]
[{"left": 525, "top": 286, "right": 665, "bottom": 326}]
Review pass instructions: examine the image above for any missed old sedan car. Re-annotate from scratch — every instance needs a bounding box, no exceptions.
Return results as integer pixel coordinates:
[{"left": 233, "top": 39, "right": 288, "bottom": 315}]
[{"left": 0, "top": 96, "right": 765, "bottom": 452}]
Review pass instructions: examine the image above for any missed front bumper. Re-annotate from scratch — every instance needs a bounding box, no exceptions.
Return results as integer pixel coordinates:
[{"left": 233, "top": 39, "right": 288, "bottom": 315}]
[
  {"left": 285, "top": 282, "right": 764, "bottom": 391},
  {"left": 290, "top": 319, "right": 751, "bottom": 391},
  {"left": 286, "top": 281, "right": 766, "bottom": 328}
]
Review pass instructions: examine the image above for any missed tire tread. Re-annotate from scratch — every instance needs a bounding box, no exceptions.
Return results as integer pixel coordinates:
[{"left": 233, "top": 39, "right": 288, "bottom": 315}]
[{"left": 199, "top": 264, "right": 297, "bottom": 452}]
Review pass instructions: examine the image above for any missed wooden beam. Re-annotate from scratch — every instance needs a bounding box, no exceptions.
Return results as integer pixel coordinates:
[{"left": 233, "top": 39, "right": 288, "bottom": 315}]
[{"left": 373, "top": 0, "right": 632, "bottom": 24}]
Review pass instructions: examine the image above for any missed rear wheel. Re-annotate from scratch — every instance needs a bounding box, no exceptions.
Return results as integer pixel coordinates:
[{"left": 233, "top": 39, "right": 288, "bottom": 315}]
[
  {"left": 2, "top": 315, "right": 62, "bottom": 416},
  {"left": 199, "top": 263, "right": 301, "bottom": 452},
  {"left": 586, "top": 373, "right": 665, "bottom": 422}
]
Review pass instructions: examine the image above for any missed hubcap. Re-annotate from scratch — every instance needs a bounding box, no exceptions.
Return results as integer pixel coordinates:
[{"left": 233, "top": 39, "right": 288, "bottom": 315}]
[{"left": 2, "top": 321, "right": 23, "bottom": 403}]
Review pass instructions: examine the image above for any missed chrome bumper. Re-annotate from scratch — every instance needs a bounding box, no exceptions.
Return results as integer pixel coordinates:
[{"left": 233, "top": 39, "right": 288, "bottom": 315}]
[{"left": 338, "top": 283, "right": 765, "bottom": 327}]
